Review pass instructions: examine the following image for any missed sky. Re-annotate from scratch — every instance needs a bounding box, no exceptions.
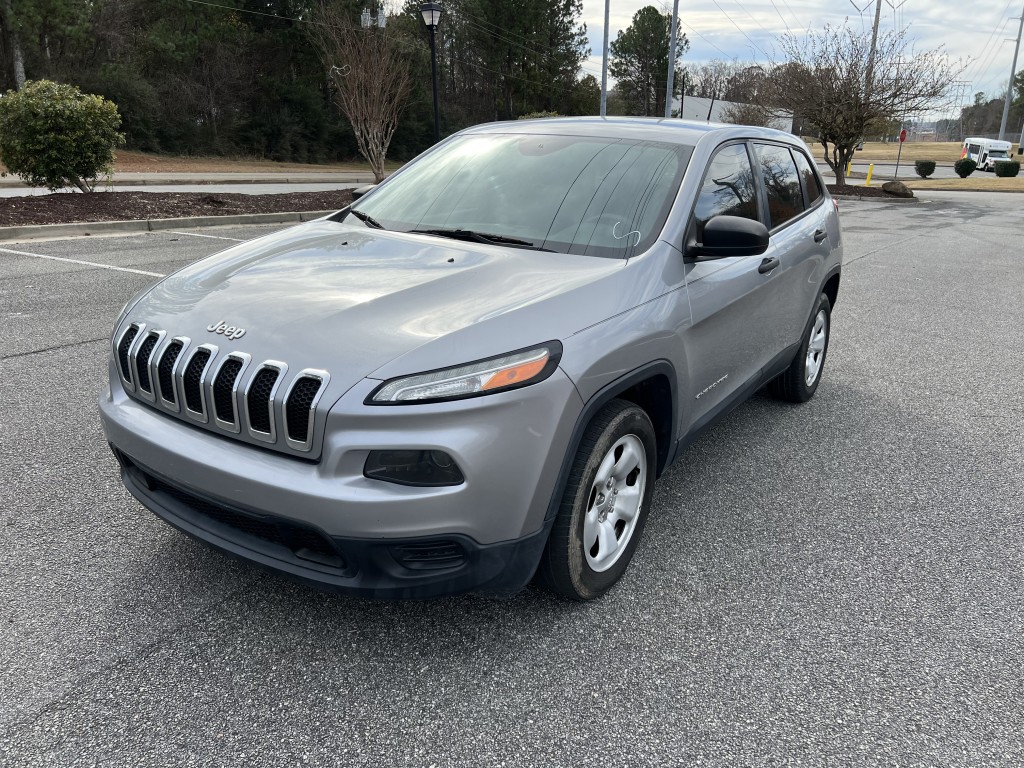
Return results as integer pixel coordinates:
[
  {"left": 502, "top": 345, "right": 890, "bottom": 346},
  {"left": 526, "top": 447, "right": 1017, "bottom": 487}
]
[{"left": 577, "top": 0, "right": 1024, "bottom": 111}]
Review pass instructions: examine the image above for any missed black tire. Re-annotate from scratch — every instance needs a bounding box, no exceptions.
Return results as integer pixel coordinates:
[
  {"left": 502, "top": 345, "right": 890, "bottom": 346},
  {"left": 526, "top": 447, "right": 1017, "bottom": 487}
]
[
  {"left": 769, "top": 292, "right": 832, "bottom": 403},
  {"left": 537, "top": 399, "right": 657, "bottom": 600}
]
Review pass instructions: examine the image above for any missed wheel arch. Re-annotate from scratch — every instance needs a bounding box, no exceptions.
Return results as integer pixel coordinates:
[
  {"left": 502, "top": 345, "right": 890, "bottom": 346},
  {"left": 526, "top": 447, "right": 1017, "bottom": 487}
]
[
  {"left": 822, "top": 267, "right": 841, "bottom": 310},
  {"left": 544, "top": 361, "right": 678, "bottom": 524}
]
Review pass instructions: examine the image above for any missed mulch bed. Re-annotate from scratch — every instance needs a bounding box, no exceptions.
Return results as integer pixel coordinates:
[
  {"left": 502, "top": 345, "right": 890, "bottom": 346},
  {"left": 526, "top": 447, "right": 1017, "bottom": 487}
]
[
  {"left": 0, "top": 190, "right": 354, "bottom": 227},
  {"left": 0, "top": 184, "right": 900, "bottom": 229},
  {"left": 826, "top": 183, "right": 901, "bottom": 199}
]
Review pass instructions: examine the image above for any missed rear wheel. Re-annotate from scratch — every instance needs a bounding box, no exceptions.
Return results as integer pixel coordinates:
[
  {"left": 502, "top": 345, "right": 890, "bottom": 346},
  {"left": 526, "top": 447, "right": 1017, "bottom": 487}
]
[
  {"left": 538, "top": 399, "right": 656, "bottom": 600},
  {"left": 769, "top": 293, "right": 831, "bottom": 403}
]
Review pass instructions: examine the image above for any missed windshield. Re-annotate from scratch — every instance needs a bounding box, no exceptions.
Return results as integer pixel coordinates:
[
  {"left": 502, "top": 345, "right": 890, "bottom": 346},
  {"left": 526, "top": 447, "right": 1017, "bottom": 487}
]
[
  {"left": 990, "top": 150, "right": 1009, "bottom": 158},
  {"left": 348, "top": 133, "right": 691, "bottom": 258}
]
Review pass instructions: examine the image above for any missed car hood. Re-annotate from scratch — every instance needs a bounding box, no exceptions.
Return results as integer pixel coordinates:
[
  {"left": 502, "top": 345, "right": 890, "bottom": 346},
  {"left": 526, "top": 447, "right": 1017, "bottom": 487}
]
[{"left": 126, "top": 219, "right": 627, "bottom": 393}]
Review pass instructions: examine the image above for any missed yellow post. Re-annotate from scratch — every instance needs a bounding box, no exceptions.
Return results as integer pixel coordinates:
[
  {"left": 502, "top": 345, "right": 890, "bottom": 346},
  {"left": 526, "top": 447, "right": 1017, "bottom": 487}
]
[
  {"left": 846, "top": 160, "right": 852, "bottom": 177},
  {"left": 865, "top": 164, "right": 874, "bottom": 187}
]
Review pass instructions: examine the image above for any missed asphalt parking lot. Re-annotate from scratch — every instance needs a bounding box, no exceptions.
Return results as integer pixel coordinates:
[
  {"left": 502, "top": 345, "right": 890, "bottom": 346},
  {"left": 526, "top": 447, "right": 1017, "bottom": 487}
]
[{"left": 2, "top": 194, "right": 1022, "bottom": 767}]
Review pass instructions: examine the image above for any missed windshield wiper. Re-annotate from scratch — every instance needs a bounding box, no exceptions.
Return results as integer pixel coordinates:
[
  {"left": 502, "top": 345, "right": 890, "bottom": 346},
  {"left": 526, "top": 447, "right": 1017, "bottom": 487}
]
[
  {"left": 408, "top": 228, "right": 553, "bottom": 251},
  {"left": 347, "top": 208, "right": 384, "bottom": 230}
]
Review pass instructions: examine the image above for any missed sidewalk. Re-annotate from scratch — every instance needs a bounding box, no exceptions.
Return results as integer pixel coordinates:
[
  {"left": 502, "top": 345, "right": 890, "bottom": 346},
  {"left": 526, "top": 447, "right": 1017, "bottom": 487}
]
[{"left": 0, "top": 171, "right": 378, "bottom": 188}]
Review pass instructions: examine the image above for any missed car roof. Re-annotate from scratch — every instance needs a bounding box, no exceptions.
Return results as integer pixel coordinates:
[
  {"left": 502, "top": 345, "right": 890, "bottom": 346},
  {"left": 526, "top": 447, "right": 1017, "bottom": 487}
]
[{"left": 460, "top": 116, "right": 802, "bottom": 148}]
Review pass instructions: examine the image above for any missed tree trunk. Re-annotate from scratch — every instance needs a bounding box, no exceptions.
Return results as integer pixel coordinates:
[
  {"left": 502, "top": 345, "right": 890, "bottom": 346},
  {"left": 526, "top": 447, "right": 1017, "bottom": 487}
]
[{"left": 0, "top": 0, "right": 25, "bottom": 89}]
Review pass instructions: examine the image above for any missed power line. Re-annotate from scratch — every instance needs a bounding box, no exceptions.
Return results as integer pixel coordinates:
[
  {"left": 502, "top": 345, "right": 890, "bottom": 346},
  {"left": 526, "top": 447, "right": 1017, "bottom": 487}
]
[
  {"left": 960, "top": 0, "right": 1014, "bottom": 84},
  {"left": 776, "top": 0, "right": 804, "bottom": 30},
  {"left": 180, "top": 0, "right": 597, "bottom": 105},
  {"left": 708, "top": 0, "right": 771, "bottom": 59},
  {"left": 767, "top": 0, "right": 792, "bottom": 33},
  {"left": 458, "top": 16, "right": 603, "bottom": 79}
]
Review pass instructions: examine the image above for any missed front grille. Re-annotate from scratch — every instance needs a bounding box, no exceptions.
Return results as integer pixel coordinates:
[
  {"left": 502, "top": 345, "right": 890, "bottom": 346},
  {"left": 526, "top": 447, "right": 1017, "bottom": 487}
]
[
  {"left": 213, "top": 359, "right": 244, "bottom": 424},
  {"left": 183, "top": 349, "right": 211, "bottom": 413},
  {"left": 146, "top": 475, "right": 344, "bottom": 568},
  {"left": 118, "top": 321, "right": 330, "bottom": 456},
  {"left": 135, "top": 333, "right": 160, "bottom": 393},
  {"left": 117, "top": 325, "right": 140, "bottom": 383},
  {"left": 158, "top": 341, "right": 183, "bottom": 403},
  {"left": 247, "top": 367, "right": 280, "bottom": 433},
  {"left": 286, "top": 376, "right": 322, "bottom": 443},
  {"left": 390, "top": 540, "right": 466, "bottom": 570}
]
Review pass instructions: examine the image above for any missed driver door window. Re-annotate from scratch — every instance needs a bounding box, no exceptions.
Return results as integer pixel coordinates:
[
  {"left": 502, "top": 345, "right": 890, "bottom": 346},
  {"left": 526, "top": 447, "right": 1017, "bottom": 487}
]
[{"left": 693, "top": 144, "right": 760, "bottom": 242}]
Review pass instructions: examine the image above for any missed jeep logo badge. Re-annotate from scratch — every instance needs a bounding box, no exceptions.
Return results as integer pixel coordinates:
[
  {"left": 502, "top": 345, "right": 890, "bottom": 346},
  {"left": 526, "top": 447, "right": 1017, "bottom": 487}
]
[{"left": 207, "top": 320, "right": 246, "bottom": 341}]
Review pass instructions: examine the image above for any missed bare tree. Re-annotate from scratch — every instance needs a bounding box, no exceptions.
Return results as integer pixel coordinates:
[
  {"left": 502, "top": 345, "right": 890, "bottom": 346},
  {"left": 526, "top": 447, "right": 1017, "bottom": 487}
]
[
  {"left": 721, "top": 100, "right": 776, "bottom": 128},
  {"left": 766, "top": 25, "right": 961, "bottom": 185},
  {"left": 686, "top": 60, "right": 764, "bottom": 101},
  {"left": 310, "top": 6, "right": 415, "bottom": 182}
]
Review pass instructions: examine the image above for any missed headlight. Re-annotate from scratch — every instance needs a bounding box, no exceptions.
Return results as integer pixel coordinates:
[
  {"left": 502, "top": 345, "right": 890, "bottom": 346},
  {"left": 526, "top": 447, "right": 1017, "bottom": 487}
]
[{"left": 368, "top": 342, "right": 562, "bottom": 404}]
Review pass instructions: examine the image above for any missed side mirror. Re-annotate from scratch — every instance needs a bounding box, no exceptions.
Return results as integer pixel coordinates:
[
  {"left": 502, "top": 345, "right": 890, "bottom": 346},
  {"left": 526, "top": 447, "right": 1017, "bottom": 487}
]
[
  {"left": 351, "top": 184, "right": 377, "bottom": 201},
  {"left": 690, "top": 215, "right": 769, "bottom": 258}
]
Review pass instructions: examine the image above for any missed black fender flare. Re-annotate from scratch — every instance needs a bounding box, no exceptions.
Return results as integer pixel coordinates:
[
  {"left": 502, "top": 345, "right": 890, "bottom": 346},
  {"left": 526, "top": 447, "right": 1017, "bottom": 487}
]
[{"left": 543, "top": 360, "right": 679, "bottom": 525}]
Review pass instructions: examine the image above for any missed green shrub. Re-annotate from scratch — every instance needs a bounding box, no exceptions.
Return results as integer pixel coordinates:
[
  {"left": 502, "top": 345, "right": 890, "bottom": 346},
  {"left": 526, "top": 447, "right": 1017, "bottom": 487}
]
[
  {"left": 994, "top": 160, "right": 1021, "bottom": 178},
  {"left": 914, "top": 160, "right": 936, "bottom": 178},
  {"left": 954, "top": 158, "right": 977, "bottom": 178},
  {"left": 0, "top": 80, "right": 125, "bottom": 192},
  {"left": 517, "top": 111, "right": 560, "bottom": 120}
]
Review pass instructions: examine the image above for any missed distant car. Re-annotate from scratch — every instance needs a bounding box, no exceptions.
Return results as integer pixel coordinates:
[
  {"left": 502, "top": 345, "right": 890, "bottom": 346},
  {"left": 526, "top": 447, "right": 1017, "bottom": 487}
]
[
  {"left": 855, "top": 140, "right": 864, "bottom": 150},
  {"left": 100, "top": 117, "right": 843, "bottom": 601}
]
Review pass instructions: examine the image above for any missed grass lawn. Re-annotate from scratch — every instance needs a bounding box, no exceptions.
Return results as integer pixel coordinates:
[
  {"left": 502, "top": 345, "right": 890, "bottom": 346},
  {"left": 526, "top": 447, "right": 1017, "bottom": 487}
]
[
  {"left": 804, "top": 141, "right": 1023, "bottom": 166},
  {"left": 110, "top": 149, "right": 398, "bottom": 174},
  {"left": 903, "top": 175, "right": 1024, "bottom": 192}
]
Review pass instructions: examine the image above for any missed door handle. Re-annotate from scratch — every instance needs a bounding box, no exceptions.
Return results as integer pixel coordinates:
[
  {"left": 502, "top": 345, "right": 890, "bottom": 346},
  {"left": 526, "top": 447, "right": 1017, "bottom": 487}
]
[
  {"left": 813, "top": 229, "right": 828, "bottom": 243},
  {"left": 758, "top": 256, "right": 780, "bottom": 274}
]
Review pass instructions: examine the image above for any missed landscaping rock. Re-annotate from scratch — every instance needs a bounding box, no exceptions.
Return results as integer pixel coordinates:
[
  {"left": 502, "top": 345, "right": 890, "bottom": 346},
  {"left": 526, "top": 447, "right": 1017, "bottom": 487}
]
[{"left": 882, "top": 180, "right": 914, "bottom": 198}]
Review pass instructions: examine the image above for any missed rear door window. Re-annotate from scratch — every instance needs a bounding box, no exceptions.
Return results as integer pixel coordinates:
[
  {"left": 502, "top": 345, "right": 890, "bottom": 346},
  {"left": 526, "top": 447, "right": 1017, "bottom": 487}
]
[
  {"left": 754, "top": 143, "right": 805, "bottom": 229},
  {"left": 792, "top": 150, "right": 822, "bottom": 207}
]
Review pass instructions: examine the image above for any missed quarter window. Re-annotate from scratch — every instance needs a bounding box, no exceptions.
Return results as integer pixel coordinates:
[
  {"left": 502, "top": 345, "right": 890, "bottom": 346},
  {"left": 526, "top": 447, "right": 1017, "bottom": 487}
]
[
  {"left": 754, "top": 143, "right": 805, "bottom": 229},
  {"left": 792, "top": 150, "right": 822, "bottom": 206},
  {"left": 694, "top": 144, "right": 759, "bottom": 241}
]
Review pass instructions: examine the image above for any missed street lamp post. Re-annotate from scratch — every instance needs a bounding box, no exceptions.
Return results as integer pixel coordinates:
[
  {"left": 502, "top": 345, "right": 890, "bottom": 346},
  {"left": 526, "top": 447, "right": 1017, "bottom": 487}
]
[{"left": 420, "top": 2, "right": 443, "bottom": 143}]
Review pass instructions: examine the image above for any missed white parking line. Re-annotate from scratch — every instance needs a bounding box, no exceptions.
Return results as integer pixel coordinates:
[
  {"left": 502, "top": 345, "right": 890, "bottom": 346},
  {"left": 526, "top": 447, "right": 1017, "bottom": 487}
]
[
  {"left": 165, "top": 230, "right": 244, "bottom": 242},
  {"left": 0, "top": 247, "right": 166, "bottom": 277}
]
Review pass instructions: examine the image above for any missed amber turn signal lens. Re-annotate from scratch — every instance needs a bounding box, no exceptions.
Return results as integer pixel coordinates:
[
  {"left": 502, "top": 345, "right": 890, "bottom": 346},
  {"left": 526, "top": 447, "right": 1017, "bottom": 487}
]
[{"left": 481, "top": 355, "right": 548, "bottom": 390}]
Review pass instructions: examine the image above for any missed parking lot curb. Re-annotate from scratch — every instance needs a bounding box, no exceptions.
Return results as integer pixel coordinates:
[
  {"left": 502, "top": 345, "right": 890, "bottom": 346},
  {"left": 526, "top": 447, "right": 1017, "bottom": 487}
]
[
  {"left": 0, "top": 210, "right": 335, "bottom": 242},
  {"left": 830, "top": 194, "right": 919, "bottom": 204}
]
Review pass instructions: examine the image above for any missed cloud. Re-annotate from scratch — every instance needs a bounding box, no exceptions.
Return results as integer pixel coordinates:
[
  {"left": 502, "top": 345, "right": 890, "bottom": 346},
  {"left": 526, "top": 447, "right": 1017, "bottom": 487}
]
[{"left": 579, "top": 0, "right": 1019, "bottom": 99}]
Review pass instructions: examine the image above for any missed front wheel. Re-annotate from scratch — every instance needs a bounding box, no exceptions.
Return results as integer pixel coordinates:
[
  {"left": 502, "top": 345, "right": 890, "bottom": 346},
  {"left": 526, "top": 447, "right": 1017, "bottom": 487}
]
[
  {"left": 537, "top": 399, "right": 657, "bottom": 600},
  {"left": 769, "top": 292, "right": 832, "bottom": 403}
]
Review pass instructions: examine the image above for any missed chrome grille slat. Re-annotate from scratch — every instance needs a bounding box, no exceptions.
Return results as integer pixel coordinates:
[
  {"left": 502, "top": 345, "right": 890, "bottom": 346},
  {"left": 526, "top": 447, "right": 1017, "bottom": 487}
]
[
  {"left": 157, "top": 339, "right": 186, "bottom": 408},
  {"left": 244, "top": 362, "right": 287, "bottom": 443},
  {"left": 210, "top": 353, "right": 251, "bottom": 434},
  {"left": 179, "top": 344, "right": 217, "bottom": 422},
  {"left": 133, "top": 331, "right": 162, "bottom": 398},
  {"left": 283, "top": 370, "right": 330, "bottom": 452},
  {"left": 115, "top": 323, "right": 144, "bottom": 390}
]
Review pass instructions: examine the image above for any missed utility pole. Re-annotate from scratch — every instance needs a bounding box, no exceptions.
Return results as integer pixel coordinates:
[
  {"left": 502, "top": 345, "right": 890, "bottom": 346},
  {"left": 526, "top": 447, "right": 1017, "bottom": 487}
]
[
  {"left": 664, "top": 0, "right": 680, "bottom": 118},
  {"left": 998, "top": 4, "right": 1024, "bottom": 141},
  {"left": 865, "top": 0, "right": 883, "bottom": 91},
  {"left": 600, "top": 0, "right": 610, "bottom": 117}
]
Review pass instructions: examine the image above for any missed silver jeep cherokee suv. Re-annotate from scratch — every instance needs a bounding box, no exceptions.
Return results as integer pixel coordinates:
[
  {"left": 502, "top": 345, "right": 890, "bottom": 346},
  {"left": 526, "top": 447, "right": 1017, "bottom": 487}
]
[{"left": 100, "top": 118, "right": 842, "bottom": 600}]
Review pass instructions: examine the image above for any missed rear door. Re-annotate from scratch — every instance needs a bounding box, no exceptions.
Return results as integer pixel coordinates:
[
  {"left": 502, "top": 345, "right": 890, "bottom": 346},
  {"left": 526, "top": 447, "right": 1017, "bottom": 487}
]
[
  {"left": 751, "top": 142, "right": 831, "bottom": 357},
  {"left": 682, "top": 142, "right": 788, "bottom": 430}
]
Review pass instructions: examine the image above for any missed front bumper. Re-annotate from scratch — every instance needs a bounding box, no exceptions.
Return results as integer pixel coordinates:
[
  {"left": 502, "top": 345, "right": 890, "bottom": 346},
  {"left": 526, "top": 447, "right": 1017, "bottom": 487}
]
[
  {"left": 116, "top": 450, "right": 550, "bottom": 598},
  {"left": 100, "top": 361, "right": 583, "bottom": 598}
]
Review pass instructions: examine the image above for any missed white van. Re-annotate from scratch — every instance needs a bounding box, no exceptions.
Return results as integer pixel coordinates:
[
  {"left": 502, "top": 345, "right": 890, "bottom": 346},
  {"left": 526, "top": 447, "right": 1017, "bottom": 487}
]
[{"left": 961, "top": 138, "right": 1014, "bottom": 171}]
